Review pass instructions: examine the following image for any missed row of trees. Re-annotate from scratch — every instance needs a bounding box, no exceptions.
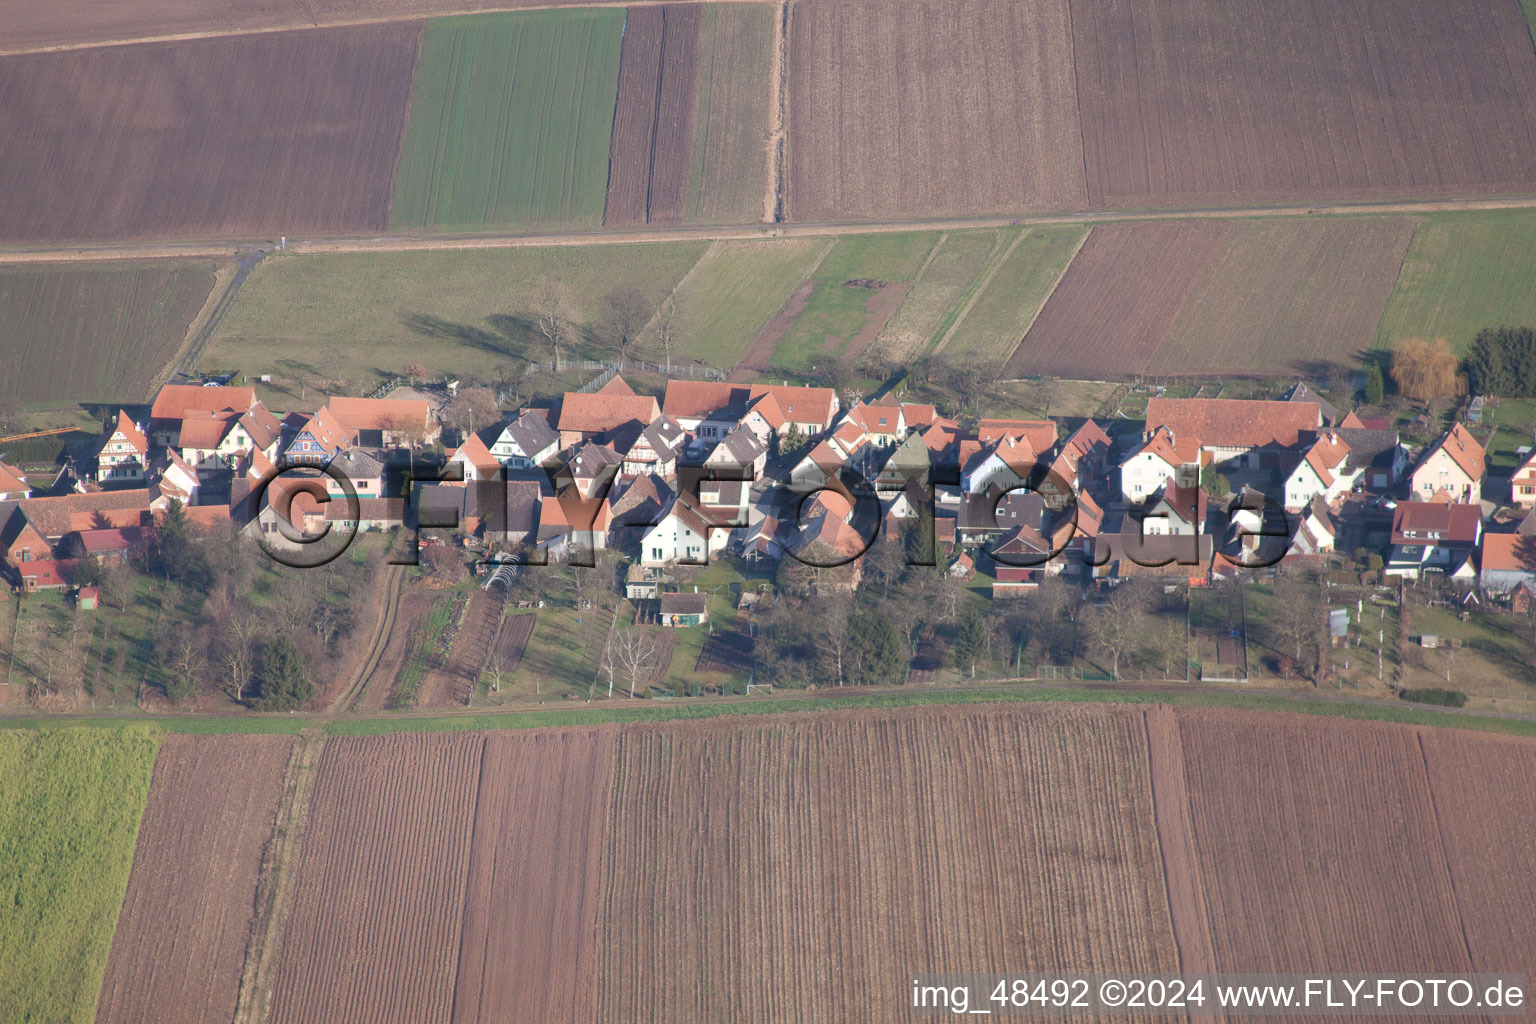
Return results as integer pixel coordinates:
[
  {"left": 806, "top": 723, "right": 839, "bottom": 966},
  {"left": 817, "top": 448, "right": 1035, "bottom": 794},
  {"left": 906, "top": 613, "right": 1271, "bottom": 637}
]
[{"left": 1465, "top": 326, "right": 1536, "bottom": 397}]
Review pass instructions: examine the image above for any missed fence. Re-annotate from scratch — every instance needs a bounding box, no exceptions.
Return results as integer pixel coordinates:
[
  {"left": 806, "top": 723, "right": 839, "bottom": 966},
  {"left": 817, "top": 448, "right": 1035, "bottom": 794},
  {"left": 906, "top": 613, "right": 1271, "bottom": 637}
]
[{"left": 521, "top": 357, "right": 726, "bottom": 380}]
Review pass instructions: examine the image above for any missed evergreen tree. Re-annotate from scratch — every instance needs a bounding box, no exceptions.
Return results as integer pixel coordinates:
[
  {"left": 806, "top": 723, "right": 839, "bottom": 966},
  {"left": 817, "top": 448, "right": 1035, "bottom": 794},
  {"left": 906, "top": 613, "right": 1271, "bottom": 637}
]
[
  {"left": 950, "top": 608, "right": 987, "bottom": 677},
  {"left": 1364, "top": 362, "right": 1385, "bottom": 405},
  {"left": 250, "top": 635, "right": 314, "bottom": 711},
  {"left": 851, "top": 608, "right": 907, "bottom": 684}
]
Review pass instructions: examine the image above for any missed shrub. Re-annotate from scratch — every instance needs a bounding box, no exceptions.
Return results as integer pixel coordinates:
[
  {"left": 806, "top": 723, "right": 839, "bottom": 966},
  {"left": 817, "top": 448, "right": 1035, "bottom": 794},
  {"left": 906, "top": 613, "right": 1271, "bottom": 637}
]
[{"left": 1400, "top": 687, "right": 1467, "bottom": 708}]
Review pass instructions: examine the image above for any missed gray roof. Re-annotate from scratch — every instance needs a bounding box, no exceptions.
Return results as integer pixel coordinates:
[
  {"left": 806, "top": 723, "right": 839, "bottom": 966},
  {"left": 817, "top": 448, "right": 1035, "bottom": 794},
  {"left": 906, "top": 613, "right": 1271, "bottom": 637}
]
[
  {"left": 329, "top": 448, "right": 385, "bottom": 481},
  {"left": 638, "top": 416, "right": 687, "bottom": 460},
  {"left": 1337, "top": 427, "right": 1400, "bottom": 472},
  {"left": 711, "top": 427, "right": 767, "bottom": 466},
  {"left": 499, "top": 410, "right": 559, "bottom": 457},
  {"left": 1286, "top": 383, "right": 1340, "bottom": 427},
  {"left": 569, "top": 442, "right": 624, "bottom": 479},
  {"left": 661, "top": 592, "right": 707, "bottom": 615}
]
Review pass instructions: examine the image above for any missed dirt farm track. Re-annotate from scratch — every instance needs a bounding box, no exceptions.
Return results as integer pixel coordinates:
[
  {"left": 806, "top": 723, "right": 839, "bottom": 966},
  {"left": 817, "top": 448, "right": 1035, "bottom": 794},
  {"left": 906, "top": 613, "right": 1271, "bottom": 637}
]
[{"left": 83, "top": 704, "right": 1536, "bottom": 1023}]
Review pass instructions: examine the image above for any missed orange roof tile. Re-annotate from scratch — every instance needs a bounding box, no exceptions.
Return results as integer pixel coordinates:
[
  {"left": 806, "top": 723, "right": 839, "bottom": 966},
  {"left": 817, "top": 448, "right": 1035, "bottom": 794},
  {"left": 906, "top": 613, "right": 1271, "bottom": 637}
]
[
  {"left": 150, "top": 384, "right": 255, "bottom": 421},
  {"left": 978, "top": 418, "right": 1057, "bottom": 451},
  {"left": 327, "top": 396, "right": 433, "bottom": 433},
  {"left": 557, "top": 392, "right": 660, "bottom": 435},
  {"left": 1146, "top": 397, "right": 1319, "bottom": 449}
]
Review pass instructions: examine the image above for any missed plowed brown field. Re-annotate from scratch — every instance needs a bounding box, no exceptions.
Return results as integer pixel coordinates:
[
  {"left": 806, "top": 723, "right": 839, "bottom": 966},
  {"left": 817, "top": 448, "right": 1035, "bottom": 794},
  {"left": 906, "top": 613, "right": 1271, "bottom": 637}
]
[
  {"left": 1171, "top": 709, "right": 1476, "bottom": 982},
  {"left": 1006, "top": 218, "right": 1417, "bottom": 379},
  {"left": 93, "top": 734, "right": 295, "bottom": 1024},
  {"left": 1004, "top": 221, "right": 1229, "bottom": 378},
  {"left": 451, "top": 728, "right": 618, "bottom": 1024},
  {"left": 1417, "top": 730, "right": 1536, "bottom": 977},
  {"left": 597, "top": 706, "right": 1180, "bottom": 1023},
  {"left": 786, "top": 0, "right": 1087, "bottom": 222},
  {"left": 266, "top": 732, "right": 485, "bottom": 1024},
  {"left": 605, "top": 5, "right": 703, "bottom": 226},
  {"left": 0, "top": 24, "right": 420, "bottom": 242},
  {"left": 1072, "top": 0, "right": 1536, "bottom": 209}
]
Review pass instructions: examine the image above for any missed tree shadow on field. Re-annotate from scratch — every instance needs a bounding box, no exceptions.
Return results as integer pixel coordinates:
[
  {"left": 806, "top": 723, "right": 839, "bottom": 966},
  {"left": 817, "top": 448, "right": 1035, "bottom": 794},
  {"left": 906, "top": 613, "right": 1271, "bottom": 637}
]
[{"left": 402, "top": 313, "right": 515, "bottom": 356}]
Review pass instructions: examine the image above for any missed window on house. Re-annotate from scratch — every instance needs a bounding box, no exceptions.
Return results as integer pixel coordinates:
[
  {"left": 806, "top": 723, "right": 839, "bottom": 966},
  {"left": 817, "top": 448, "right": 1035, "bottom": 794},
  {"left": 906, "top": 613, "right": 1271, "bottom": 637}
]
[{"left": 652, "top": 547, "right": 663, "bottom": 559}]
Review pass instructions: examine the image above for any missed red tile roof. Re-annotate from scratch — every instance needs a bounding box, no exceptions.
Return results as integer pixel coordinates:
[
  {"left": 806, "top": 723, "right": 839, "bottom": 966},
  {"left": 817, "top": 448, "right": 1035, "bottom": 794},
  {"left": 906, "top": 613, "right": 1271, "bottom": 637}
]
[
  {"left": 1423, "top": 423, "right": 1487, "bottom": 482},
  {"left": 0, "top": 461, "right": 27, "bottom": 494},
  {"left": 1481, "top": 533, "right": 1536, "bottom": 573},
  {"left": 557, "top": 392, "right": 660, "bottom": 436},
  {"left": 1391, "top": 502, "right": 1481, "bottom": 545},
  {"left": 661, "top": 381, "right": 836, "bottom": 427},
  {"left": 176, "top": 409, "right": 241, "bottom": 449},
  {"left": 20, "top": 490, "right": 155, "bottom": 538},
  {"left": 595, "top": 375, "right": 637, "bottom": 396},
  {"left": 103, "top": 410, "right": 147, "bottom": 454},
  {"left": 1146, "top": 397, "right": 1320, "bottom": 449},
  {"left": 978, "top": 418, "right": 1057, "bottom": 451},
  {"left": 150, "top": 384, "right": 256, "bottom": 421},
  {"left": 327, "top": 396, "right": 433, "bottom": 433}
]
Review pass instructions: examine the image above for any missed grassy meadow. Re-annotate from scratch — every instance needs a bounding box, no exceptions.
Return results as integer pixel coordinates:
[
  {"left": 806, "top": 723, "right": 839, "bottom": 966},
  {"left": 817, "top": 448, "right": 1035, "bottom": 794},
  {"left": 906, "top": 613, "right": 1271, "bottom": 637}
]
[
  {"left": 390, "top": 10, "right": 624, "bottom": 230},
  {"left": 1375, "top": 211, "right": 1536, "bottom": 352},
  {"left": 203, "top": 243, "right": 707, "bottom": 388},
  {"left": 666, "top": 237, "right": 829, "bottom": 365},
  {"left": 766, "top": 231, "right": 940, "bottom": 372},
  {"left": 941, "top": 225, "right": 1087, "bottom": 367},
  {"left": 0, "top": 727, "right": 161, "bottom": 1024}
]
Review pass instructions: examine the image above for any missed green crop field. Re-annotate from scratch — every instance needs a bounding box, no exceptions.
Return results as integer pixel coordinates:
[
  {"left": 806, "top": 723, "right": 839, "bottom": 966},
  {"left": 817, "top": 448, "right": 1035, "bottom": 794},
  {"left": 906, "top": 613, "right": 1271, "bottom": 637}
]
[
  {"left": 943, "top": 225, "right": 1087, "bottom": 366},
  {"left": 877, "top": 229, "right": 1013, "bottom": 362},
  {"left": 767, "top": 232, "right": 941, "bottom": 372},
  {"left": 0, "top": 261, "right": 216, "bottom": 406},
  {"left": 0, "top": 727, "right": 161, "bottom": 1024},
  {"left": 204, "top": 243, "right": 707, "bottom": 389},
  {"left": 1375, "top": 211, "right": 1536, "bottom": 353},
  {"left": 390, "top": 10, "right": 624, "bottom": 230},
  {"left": 666, "top": 237, "right": 829, "bottom": 365},
  {"left": 685, "top": 3, "right": 776, "bottom": 224}
]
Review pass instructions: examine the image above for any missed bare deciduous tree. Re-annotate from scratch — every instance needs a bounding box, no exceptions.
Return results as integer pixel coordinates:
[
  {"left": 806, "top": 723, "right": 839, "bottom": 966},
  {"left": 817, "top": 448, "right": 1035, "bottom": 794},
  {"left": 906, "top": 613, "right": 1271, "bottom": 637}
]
[
  {"left": 602, "top": 285, "right": 651, "bottom": 367},
  {"left": 604, "top": 627, "right": 659, "bottom": 698},
  {"left": 1084, "top": 585, "right": 1151, "bottom": 680},
  {"left": 534, "top": 280, "right": 574, "bottom": 372}
]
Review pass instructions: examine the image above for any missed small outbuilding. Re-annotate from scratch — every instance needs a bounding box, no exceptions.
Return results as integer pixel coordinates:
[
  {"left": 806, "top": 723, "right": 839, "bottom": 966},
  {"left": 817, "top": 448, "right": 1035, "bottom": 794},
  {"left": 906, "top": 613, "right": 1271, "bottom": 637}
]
[{"left": 659, "top": 591, "right": 708, "bottom": 628}]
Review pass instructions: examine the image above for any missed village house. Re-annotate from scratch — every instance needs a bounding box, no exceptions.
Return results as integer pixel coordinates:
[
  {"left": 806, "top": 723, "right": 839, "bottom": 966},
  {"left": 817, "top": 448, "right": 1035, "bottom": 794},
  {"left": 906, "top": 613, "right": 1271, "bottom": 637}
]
[
  {"left": 641, "top": 494, "right": 727, "bottom": 566},
  {"left": 0, "top": 461, "right": 29, "bottom": 501},
  {"left": 1479, "top": 533, "right": 1536, "bottom": 593},
  {"left": 1145, "top": 397, "right": 1320, "bottom": 471},
  {"left": 1282, "top": 432, "right": 1355, "bottom": 510},
  {"left": 991, "top": 524, "right": 1050, "bottom": 596},
  {"left": 174, "top": 402, "right": 282, "bottom": 468},
  {"left": 95, "top": 410, "right": 149, "bottom": 482},
  {"left": 446, "top": 432, "right": 502, "bottom": 483},
  {"left": 977, "top": 418, "right": 1058, "bottom": 451},
  {"left": 1385, "top": 501, "right": 1482, "bottom": 580},
  {"left": 619, "top": 416, "right": 686, "bottom": 479},
  {"left": 962, "top": 435, "right": 1041, "bottom": 495},
  {"left": 704, "top": 427, "right": 768, "bottom": 479},
  {"left": 325, "top": 449, "right": 386, "bottom": 499},
  {"left": 327, "top": 396, "right": 439, "bottom": 449},
  {"left": 489, "top": 410, "right": 561, "bottom": 470},
  {"left": 662, "top": 380, "right": 838, "bottom": 439},
  {"left": 1409, "top": 423, "right": 1485, "bottom": 504},
  {"left": 555, "top": 378, "right": 660, "bottom": 448},
  {"left": 563, "top": 443, "right": 625, "bottom": 500},
  {"left": 843, "top": 399, "right": 906, "bottom": 447},
  {"left": 1335, "top": 417, "right": 1408, "bottom": 490},
  {"left": 282, "top": 407, "right": 354, "bottom": 466},
  {"left": 154, "top": 448, "right": 201, "bottom": 505},
  {"left": 1120, "top": 426, "right": 1201, "bottom": 502},
  {"left": 1511, "top": 449, "right": 1536, "bottom": 508},
  {"left": 1139, "top": 483, "right": 1208, "bottom": 537},
  {"left": 147, "top": 384, "right": 258, "bottom": 447}
]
